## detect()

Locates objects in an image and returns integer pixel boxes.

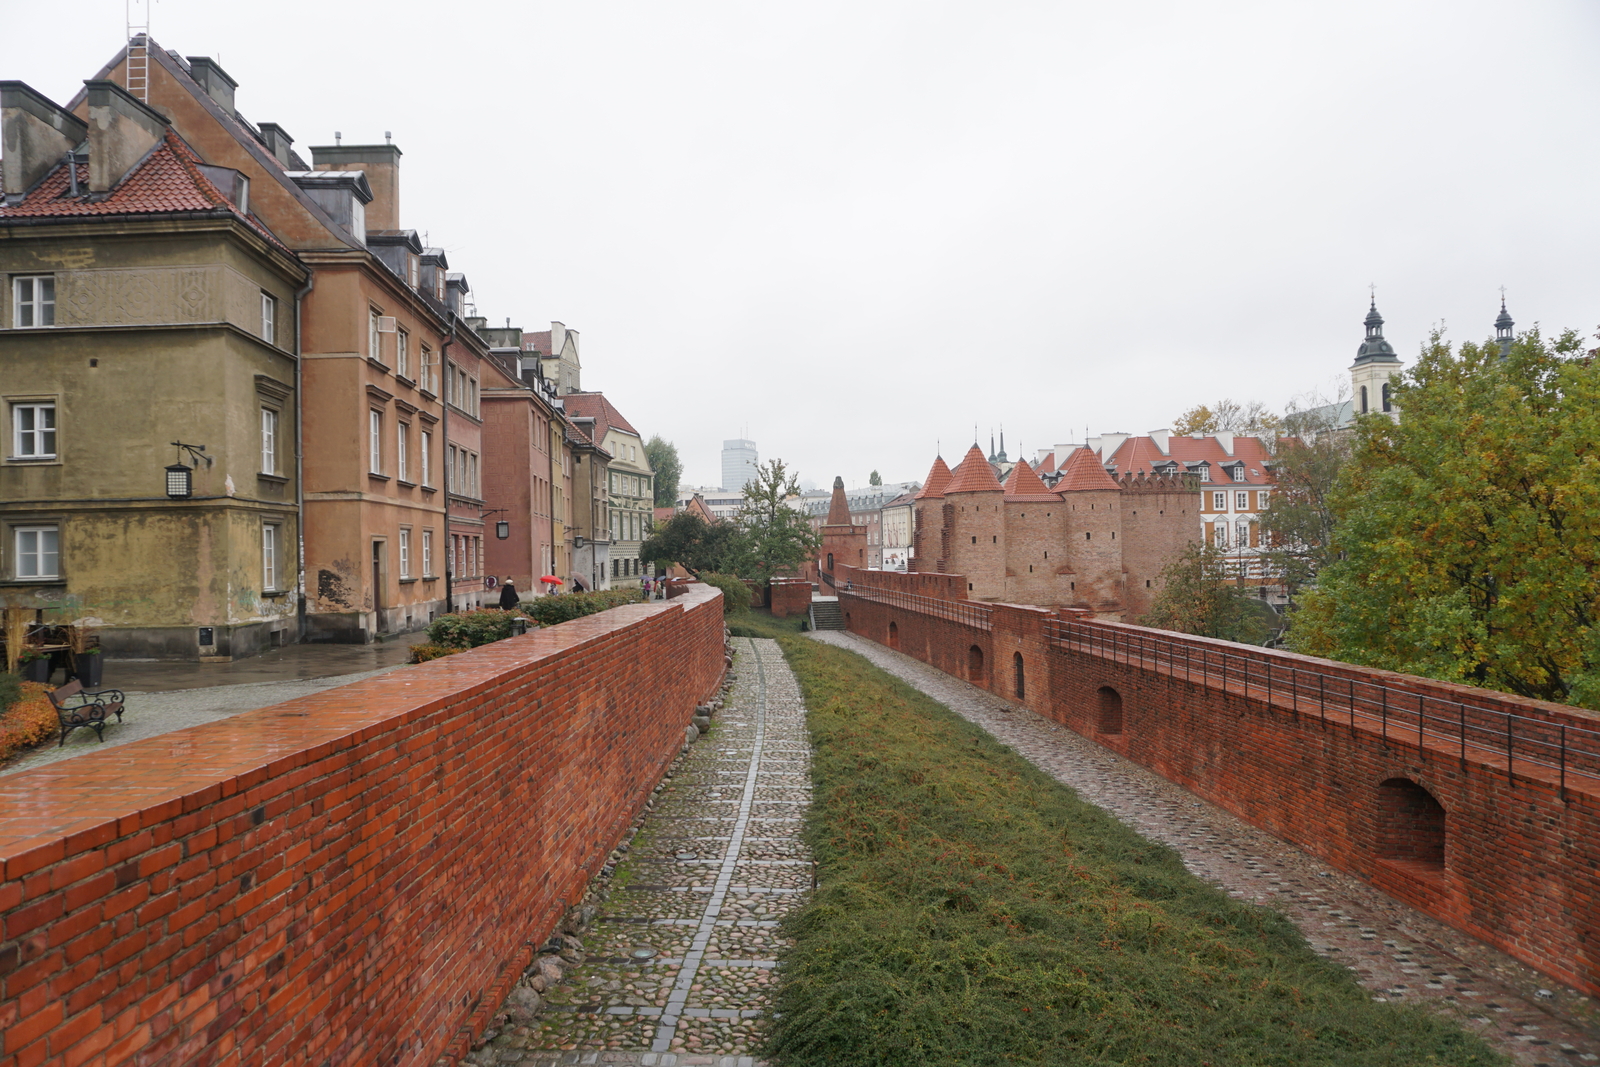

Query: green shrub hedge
[697,572,753,616]
[423,608,522,650]
[520,587,644,626]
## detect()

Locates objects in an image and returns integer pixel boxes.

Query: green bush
[408,643,466,664]
[0,672,21,715]
[520,587,644,627]
[698,572,754,616]
[424,608,522,650]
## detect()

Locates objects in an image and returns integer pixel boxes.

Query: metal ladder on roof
[125,0,150,103]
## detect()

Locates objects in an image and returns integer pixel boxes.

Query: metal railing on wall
[1045,617,1600,798]
[838,583,993,632]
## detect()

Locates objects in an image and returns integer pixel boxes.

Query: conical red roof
[914,456,952,499]
[1054,447,1120,492]
[1003,458,1055,499]
[825,476,851,525]
[944,444,1004,494]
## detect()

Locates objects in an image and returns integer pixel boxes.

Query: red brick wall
[837,590,1600,997]
[769,579,811,619]
[834,564,966,602]
[0,586,726,1067]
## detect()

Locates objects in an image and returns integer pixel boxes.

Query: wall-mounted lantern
[165,441,210,498]
[481,506,510,540]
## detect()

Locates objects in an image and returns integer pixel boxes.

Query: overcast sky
[6,1,1598,490]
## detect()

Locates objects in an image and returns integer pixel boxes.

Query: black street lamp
[165,441,210,498]
[481,506,510,539]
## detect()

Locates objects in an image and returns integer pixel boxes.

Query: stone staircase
[810,599,845,631]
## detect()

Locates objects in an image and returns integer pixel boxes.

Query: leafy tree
[1290,327,1600,707]
[1172,399,1281,437]
[640,511,742,575]
[1258,400,1352,594]
[644,435,682,508]
[1141,542,1268,644]
[728,459,822,587]
[869,470,882,486]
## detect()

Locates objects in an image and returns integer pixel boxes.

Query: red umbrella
[539,575,562,585]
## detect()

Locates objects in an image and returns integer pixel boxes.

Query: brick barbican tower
[817,476,867,593]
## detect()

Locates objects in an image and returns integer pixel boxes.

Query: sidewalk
[3,633,429,778]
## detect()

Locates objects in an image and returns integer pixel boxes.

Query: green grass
[759,635,1504,1067]
[728,608,807,640]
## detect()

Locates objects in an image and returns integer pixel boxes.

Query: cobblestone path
[809,630,1600,1067]
[494,637,804,1067]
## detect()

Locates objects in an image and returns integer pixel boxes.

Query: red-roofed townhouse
[62,39,493,643]
[563,391,653,591]
[1096,429,1277,585]
[1,79,309,659]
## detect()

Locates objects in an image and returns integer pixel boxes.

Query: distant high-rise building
[722,438,759,491]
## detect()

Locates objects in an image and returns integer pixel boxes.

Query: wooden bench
[46,679,125,746]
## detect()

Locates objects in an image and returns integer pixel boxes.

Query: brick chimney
[84,80,168,194]
[310,143,400,230]
[186,57,238,117]
[1,82,87,200]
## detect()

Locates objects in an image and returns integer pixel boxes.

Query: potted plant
[19,647,51,683]
[68,623,103,687]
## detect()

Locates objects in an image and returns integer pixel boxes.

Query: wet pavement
[477,637,805,1067]
[3,632,428,777]
[809,630,1600,1067]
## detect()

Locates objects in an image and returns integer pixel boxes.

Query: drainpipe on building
[440,320,456,614]
[292,273,314,642]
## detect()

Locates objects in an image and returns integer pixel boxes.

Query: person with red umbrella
[539,574,563,596]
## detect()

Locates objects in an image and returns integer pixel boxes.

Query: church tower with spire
[1350,297,1403,420]
[1494,295,1515,360]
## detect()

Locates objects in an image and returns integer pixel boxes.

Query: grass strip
[759,635,1503,1066]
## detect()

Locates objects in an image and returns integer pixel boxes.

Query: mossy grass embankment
[728,608,806,641]
[760,635,1503,1067]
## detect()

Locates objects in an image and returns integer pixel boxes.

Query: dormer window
[409,255,419,289]
[1231,466,1245,482]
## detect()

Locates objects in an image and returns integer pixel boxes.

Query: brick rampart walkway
[810,630,1600,1067]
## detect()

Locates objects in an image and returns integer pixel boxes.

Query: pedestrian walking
[498,577,520,610]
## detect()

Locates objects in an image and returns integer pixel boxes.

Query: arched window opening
[888,621,900,649]
[1381,382,1392,412]
[1376,778,1446,870]
[1013,652,1025,699]
[1359,385,1369,413]
[968,644,985,684]
[826,552,834,571]
[1097,686,1123,734]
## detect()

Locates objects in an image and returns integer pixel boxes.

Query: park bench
[46,680,125,746]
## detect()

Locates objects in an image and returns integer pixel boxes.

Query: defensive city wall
[0,586,727,1067]
[831,563,1600,997]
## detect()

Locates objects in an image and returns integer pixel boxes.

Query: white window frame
[12,402,57,459]
[14,524,59,579]
[420,346,435,393]
[369,309,381,362]
[399,527,412,579]
[261,292,277,345]
[397,422,409,482]
[369,410,383,474]
[1231,466,1246,482]
[1215,523,1229,550]
[396,327,409,378]
[468,452,478,497]
[422,528,433,577]
[1235,491,1249,511]
[1236,519,1249,546]
[262,523,279,591]
[261,408,279,475]
[12,275,56,328]
[420,430,432,487]
[1212,491,1226,511]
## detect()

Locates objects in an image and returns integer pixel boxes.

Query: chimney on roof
[310,142,401,230]
[185,57,238,117]
[258,122,294,167]
[83,80,168,195]
[1,81,88,200]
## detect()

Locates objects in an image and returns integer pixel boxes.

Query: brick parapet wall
[837,590,1600,996]
[834,563,967,602]
[0,586,727,1067]
[768,579,812,619]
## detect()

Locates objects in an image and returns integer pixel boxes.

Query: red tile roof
[523,330,552,355]
[914,456,952,499]
[1054,447,1120,492]
[1002,457,1055,500]
[563,392,640,442]
[1106,434,1275,486]
[943,445,1003,494]
[1036,451,1056,474]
